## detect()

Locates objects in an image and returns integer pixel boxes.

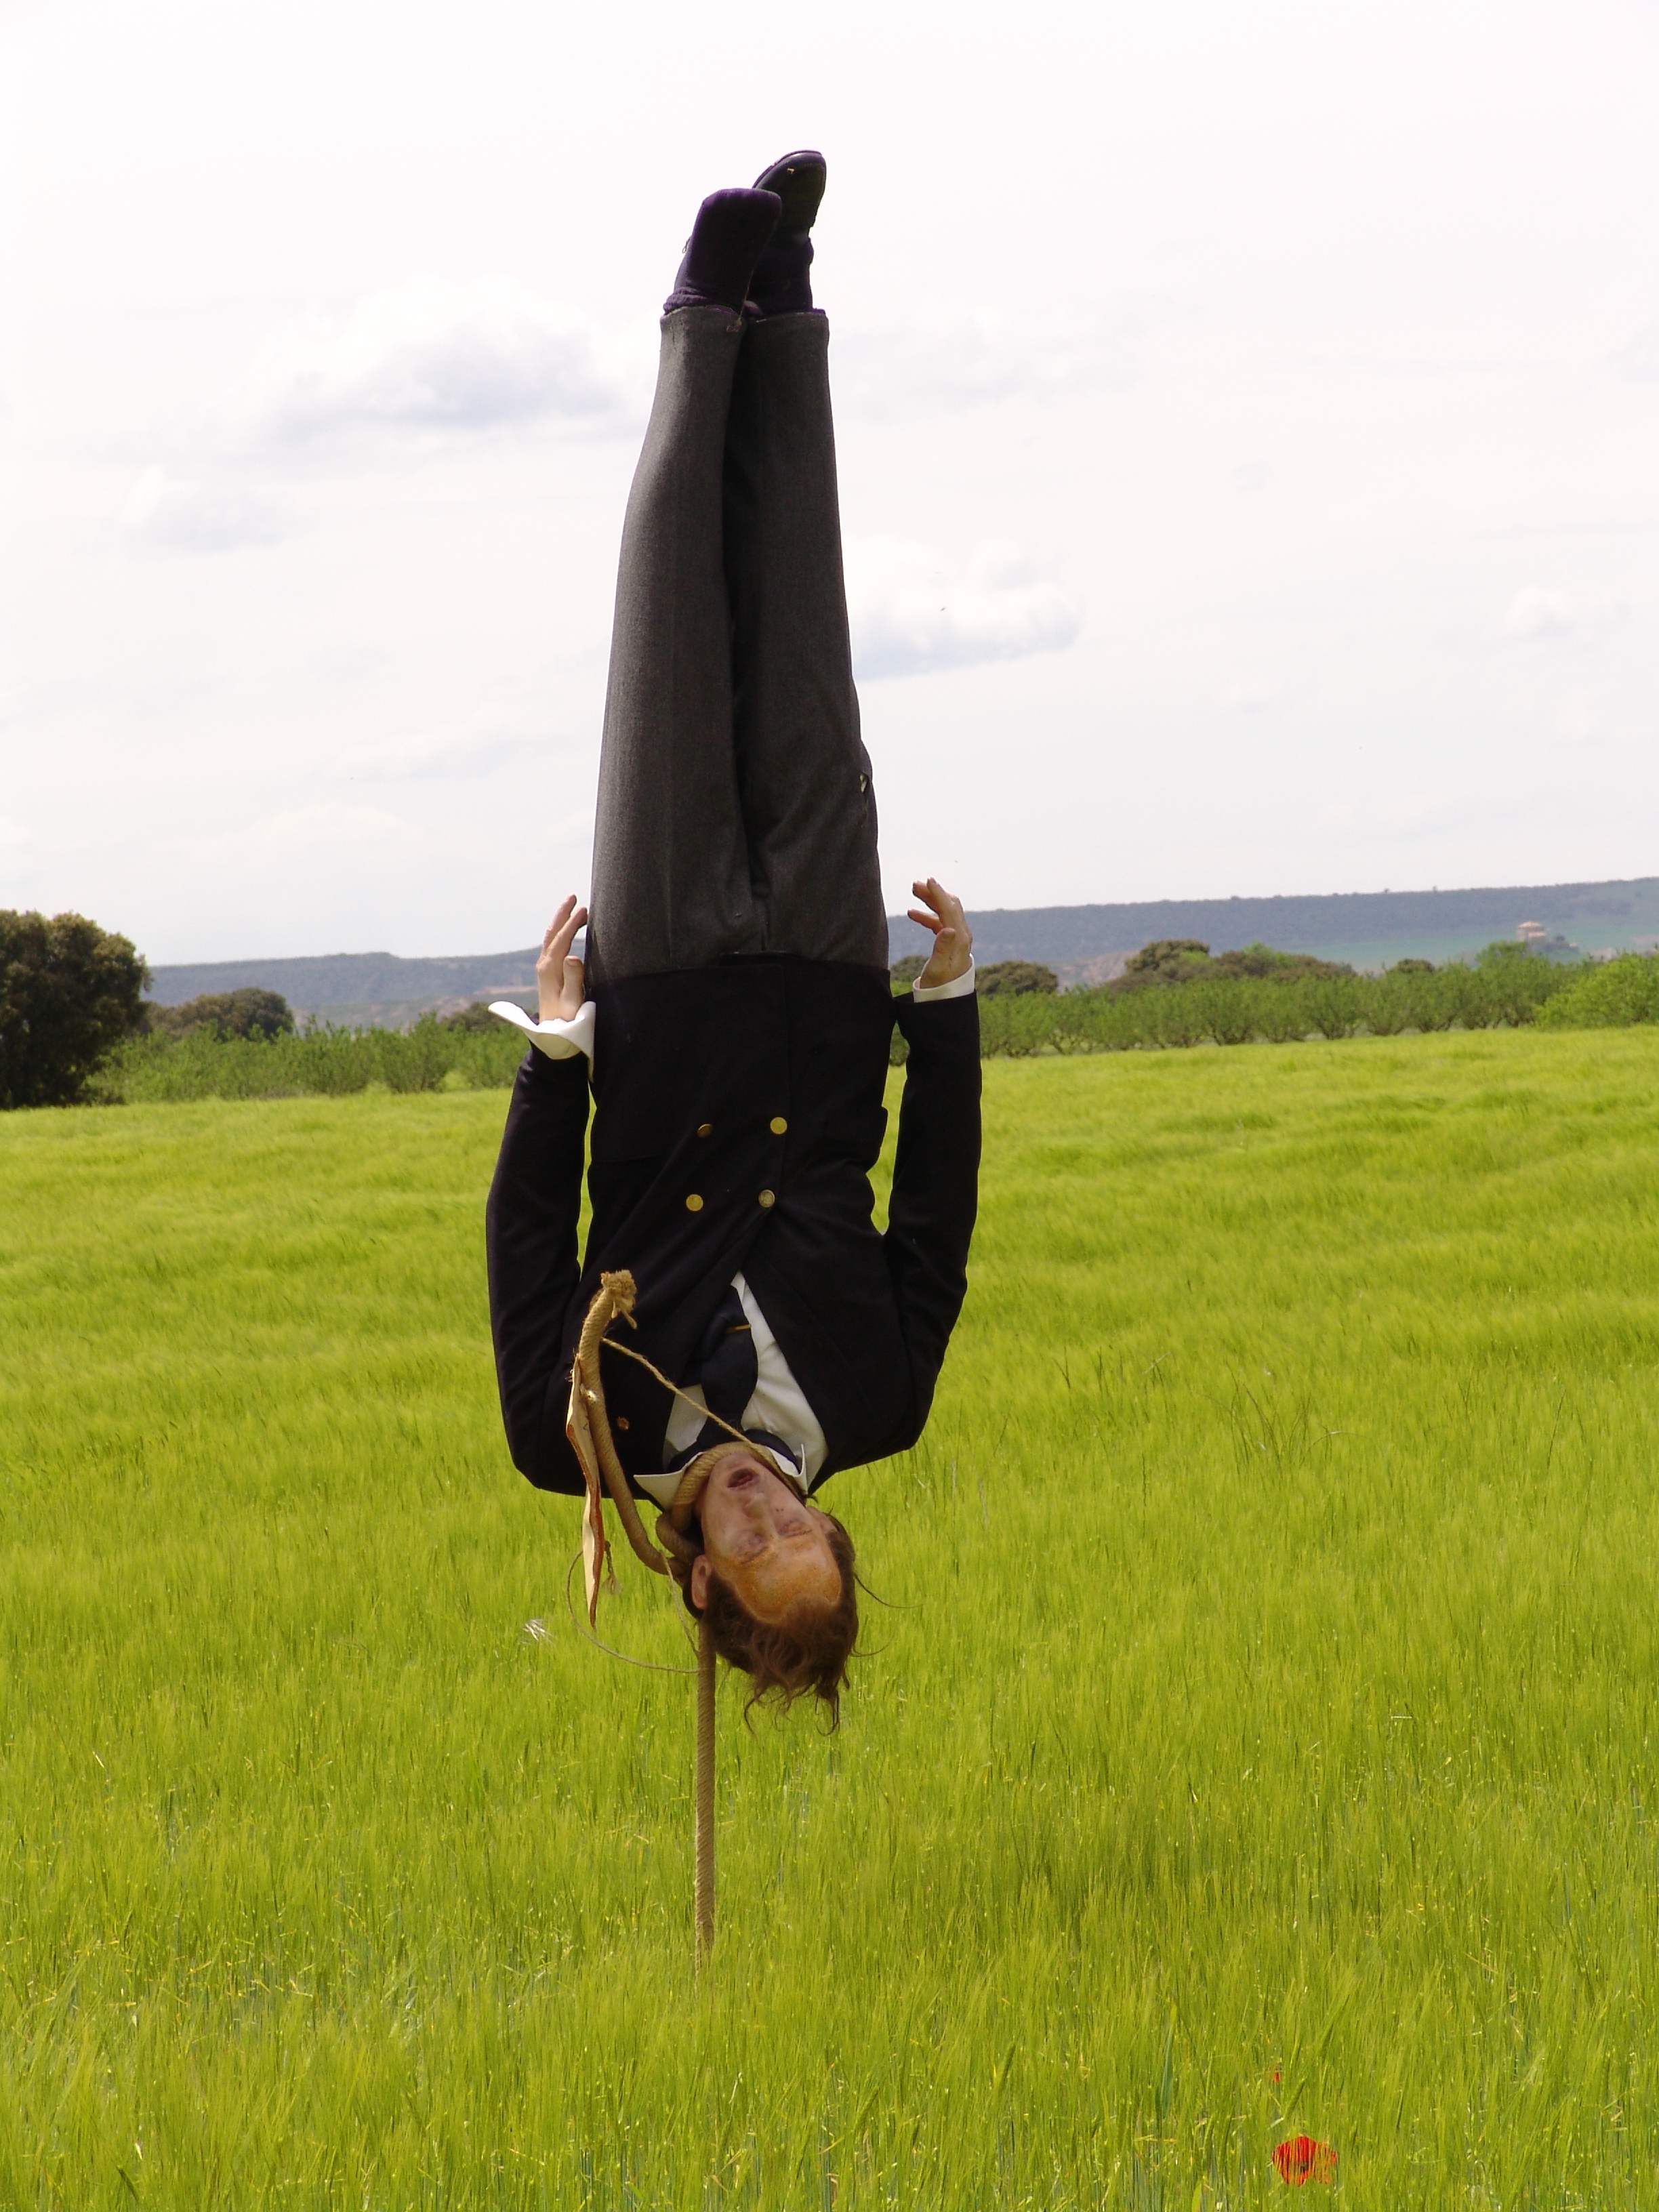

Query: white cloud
[246,276,632,446]
[837,312,1139,420]
[1614,325,1659,381]
[847,537,1082,680]
[1500,586,1626,643]
[1220,682,1279,716]
[253,802,422,849]
[329,729,546,781]
[16,0,1659,949]
[116,466,291,552]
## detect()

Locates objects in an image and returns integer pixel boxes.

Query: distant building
[1515,921,1582,962]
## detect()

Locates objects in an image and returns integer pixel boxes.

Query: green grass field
[6,1031,1659,2209]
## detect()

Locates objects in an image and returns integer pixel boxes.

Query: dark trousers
[588,308,887,987]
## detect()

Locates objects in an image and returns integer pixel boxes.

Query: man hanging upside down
[485,154,980,1723]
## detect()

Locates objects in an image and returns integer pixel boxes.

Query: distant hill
[145,947,546,1033]
[886,875,1659,983]
[147,874,1659,1025]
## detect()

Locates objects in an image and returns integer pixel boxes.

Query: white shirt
[490,958,977,1496]
[644,1269,823,1501]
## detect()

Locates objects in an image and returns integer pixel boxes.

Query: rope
[695,1614,716,1969]
[560,1550,699,1677]
[561,1268,738,1969]
[566,1271,755,1617]
[599,1332,756,1448]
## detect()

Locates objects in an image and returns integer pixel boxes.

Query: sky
[3,0,1657,965]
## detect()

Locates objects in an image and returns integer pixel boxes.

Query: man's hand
[536,896,589,1023]
[907,878,972,990]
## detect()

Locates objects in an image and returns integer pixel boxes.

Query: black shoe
[663,188,783,317]
[747,150,825,316]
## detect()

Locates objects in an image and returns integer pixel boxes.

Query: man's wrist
[913,957,977,1004]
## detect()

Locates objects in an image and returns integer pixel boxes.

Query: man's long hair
[676,1513,859,1727]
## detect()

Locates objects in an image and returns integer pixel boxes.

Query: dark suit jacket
[485,956,980,1497]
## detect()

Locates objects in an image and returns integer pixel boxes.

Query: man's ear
[689,1554,711,1611]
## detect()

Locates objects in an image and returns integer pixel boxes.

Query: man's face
[689,1448,842,1623]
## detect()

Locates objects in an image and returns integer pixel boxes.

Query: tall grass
[97,1016,527,1101]
[6,1030,1659,2204]
[983,958,1578,1057]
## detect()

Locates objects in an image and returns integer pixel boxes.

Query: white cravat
[491,958,976,1496]
[638,1271,823,1501]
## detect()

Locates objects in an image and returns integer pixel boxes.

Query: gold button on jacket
[684,1193,704,1212]
[769,1115,788,1134]
[696,1122,713,1137]
[758,1189,776,1209]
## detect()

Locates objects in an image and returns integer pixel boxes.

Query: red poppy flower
[1273,2135,1337,2186]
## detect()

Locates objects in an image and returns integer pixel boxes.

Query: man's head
[677,1447,858,1723]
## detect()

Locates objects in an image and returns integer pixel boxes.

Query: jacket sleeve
[485,1047,590,1492]
[882,989,981,1441]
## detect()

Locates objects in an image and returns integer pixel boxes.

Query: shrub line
[75,957,1659,1103]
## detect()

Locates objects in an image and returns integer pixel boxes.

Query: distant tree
[439,1000,512,1033]
[1111,937,1355,995]
[977,960,1059,996]
[1389,957,1436,975]
[1210,943,1355,982]
[889,953,928,991]
[148,987,294,1041]
[0,909,150,1109]
[1111,939,1213,993]
[1474,940,1536,970]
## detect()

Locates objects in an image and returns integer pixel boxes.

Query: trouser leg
[588,308,761,988]
[722,312,888,970]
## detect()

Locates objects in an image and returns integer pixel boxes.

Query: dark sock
[747,150,825,318]
[663,188,781,317]
[747,232,815,317]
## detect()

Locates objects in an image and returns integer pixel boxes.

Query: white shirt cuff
[489,998,596,1064]
[912,958,976,1003]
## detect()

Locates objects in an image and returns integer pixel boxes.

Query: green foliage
[1536,952,1659,1030]
[1474,938,1536,969]
[82,956,1612,1103]
[970,958,1578,1058]
[1188,979,1254,1046]
[976,959,1059,996]
[1471,934,1581,970]
[94,1011,528,1103]
[1209,940,1355,982]
[147,986,295,1041]
[0,907,149,1109]
[1389,956,1436,975]
[1112,936,1213,989]
[7,1035,1659,2205]
[888,954,928,990]
[438,999,519,1033]
[1244,977,1313,1046]
[1301,974,1361,1040]
[1113,939,1355,996]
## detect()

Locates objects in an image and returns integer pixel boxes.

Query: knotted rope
[564,1269,752,1968]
